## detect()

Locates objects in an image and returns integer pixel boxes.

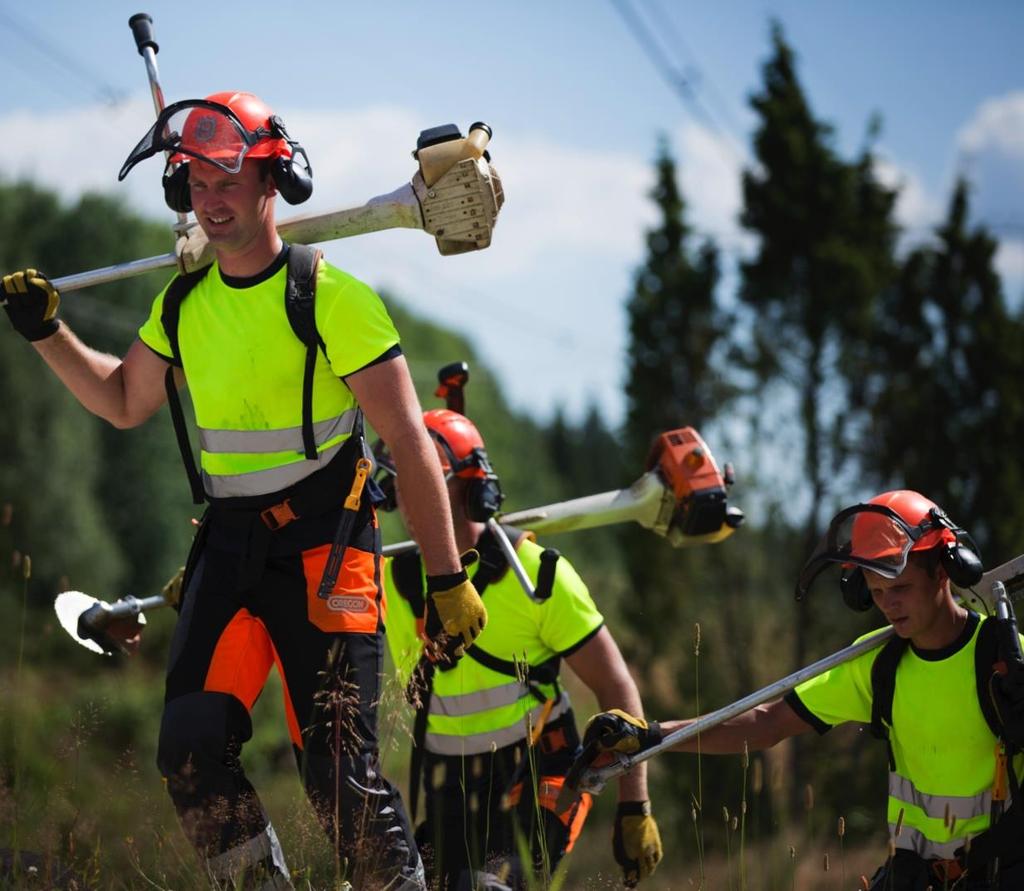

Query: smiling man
[1,91,489,891]
[580,490,1024,890]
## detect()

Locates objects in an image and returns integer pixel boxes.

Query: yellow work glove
[424,550,487,667]
[2,268,60,341]
[583,708,662,756]
[613,801,663,887]
[162,566,186,609]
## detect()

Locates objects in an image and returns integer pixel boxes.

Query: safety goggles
[795,503,956,600]
[118,99,284,180]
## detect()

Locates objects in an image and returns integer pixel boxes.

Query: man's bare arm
[567,627,649,802]
[347,354,461,575]
[33,325,171,428]
[661,698,815,754]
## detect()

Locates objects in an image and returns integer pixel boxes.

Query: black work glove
[2,268,61,341]
[582,709,662,756]
[613,801,663,887]
[424,550,487,669]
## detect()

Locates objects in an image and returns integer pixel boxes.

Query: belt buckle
[260,498,298,531]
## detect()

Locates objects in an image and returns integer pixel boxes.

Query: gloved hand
[2,268,61,341]
[613,801,662,887]
[162,566,186,609]
[582,709,663,756]
[425,550,487,667]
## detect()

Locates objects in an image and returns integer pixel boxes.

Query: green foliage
[857,179,1024,563]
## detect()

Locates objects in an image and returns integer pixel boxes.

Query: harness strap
[869,634,908,771]
[284,244,325,461]
[164,366,205,505]
[161,264,214,505]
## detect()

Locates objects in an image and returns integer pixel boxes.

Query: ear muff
[939,535,984,588]
[840,568,873,612]
[270,154,313,205]
[162,164,193,213]
[268,115,313,205]
[466,476,503,523]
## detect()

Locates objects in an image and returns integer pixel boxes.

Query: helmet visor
[119,99,262,180]
[795,504,925,599]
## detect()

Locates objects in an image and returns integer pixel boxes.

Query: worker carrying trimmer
[374,371,662,890]
[2,91,488,890]
[578,490,1024,890]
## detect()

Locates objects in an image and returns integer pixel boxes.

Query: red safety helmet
[795,489,982,604]
[422,409,492,480]
[372,409,504,521]
[119,91,297,179]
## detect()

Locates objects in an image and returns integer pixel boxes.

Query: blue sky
[1,1,1021,425]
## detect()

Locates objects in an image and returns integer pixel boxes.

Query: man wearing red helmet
[376,409,662,891]
[2,92,487,890]
[580,490,1024,890]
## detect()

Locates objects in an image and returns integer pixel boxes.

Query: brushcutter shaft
[573,626,895,796]
[127,13,190,231]
[486,518,540,602]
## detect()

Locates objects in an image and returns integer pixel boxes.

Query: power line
[608,0,747,162]
[641,0,749,142]
[0,8,126,107]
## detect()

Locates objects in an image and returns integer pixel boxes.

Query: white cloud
[873,154,942,235]
[996,239,1024,302]
[956,91,1024,223]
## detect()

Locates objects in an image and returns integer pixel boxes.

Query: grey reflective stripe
[206,821,292,888]
[425,692,571,756]
[888,773,991,823]
[204,439,346,498]
[430,680,530,717]
[199,410,358,455]
[892,826,963,861]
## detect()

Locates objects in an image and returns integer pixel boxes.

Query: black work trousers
[157,498,421,890]
[416,711,590,891]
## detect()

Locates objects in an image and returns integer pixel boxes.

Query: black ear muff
[840,568,873,612]
[162,164,192,213]
[940,538,984,588]
[267,116,313,205]
[466,477,503,523]
[271,155,313,205]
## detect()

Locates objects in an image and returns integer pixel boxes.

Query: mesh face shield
[118,99,280,180]
[795,503,955,600]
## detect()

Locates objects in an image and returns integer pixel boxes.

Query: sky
[0,1,1021,427]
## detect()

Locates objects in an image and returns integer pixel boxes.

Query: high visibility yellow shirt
[139,250,399,499]
[789,613,1024,860]
[384,536,604,755]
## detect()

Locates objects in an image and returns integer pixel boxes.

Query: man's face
[865,558,948,641]
[187,159,275,254]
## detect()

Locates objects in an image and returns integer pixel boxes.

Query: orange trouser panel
[202,609,303,748]
[302,543,380,633]
[537,776,593,852]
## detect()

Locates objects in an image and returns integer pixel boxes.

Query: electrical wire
[608,0,747,163]
[0,8,125,107]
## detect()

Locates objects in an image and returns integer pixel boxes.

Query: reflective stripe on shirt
[199,410,357,455]
[203,438,348,498]
[425,691,571,756]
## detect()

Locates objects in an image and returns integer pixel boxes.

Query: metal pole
[128,13,191,233]
[573,626,896,795]
[486,518,540,602]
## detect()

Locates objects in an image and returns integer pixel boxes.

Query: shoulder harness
[159,244,325,503]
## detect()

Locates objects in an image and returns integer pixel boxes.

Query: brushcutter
[0,14,502,302]
[54,419,743,654]
[565,550,1024,797]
